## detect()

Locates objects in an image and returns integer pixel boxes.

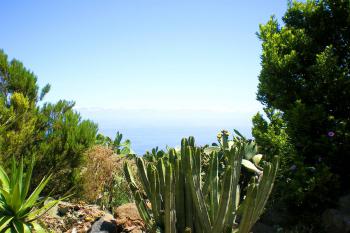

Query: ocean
[100,126,252,155]
[78,107,256,155]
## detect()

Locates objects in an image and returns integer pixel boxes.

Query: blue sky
[0,1,287,144]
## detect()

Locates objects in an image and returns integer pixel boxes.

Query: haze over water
[79,107,255,154]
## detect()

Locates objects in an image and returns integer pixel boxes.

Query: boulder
[114,203,145,233]
[89,214,117,233]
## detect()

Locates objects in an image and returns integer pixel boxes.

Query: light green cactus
[123,136,279,233]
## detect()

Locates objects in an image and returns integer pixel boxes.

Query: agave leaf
[31,222,46,233]
[17,175,52,216]
[26,199,60,222]
[12,220,31,233]
[0,187,12,205]
[0,166,10,192]
[22,157,35,203]
[241,159,262,174]
[3,228,15,233]
[10,157,17,189]
[0,216,13,231]
[10,179,22,212]
[252,154,263,166]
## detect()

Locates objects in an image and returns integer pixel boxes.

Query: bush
[254,0,350,225]
[79,145,133,210]
[252,109,339,229]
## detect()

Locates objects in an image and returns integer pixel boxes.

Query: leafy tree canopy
[257,0,350,177]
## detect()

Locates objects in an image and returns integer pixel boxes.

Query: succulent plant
[124,135,279,233]
[0,156,62,232]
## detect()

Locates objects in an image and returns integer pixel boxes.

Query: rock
[41,201,105,232]
[114,203,145,233]
[44,198,60,217]
[322,209,350,233]
[58,205,70,216]
[89,214,117,233]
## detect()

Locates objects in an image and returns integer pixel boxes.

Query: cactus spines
[123,135,279,233]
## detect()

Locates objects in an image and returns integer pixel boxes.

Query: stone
[89,214,117,233]
[114,203,145,233]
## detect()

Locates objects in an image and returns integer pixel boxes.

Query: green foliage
[203,130,264,183]
[255,0,349,225]
[0,156,60,232]
[143,147,166,162]
[96,131,135,157]
[124,135,279,233]
[252,109,338,213]
[34,101,98,194]
[99,172,133,210]
[0,49,98,195]
[257,0,350,181]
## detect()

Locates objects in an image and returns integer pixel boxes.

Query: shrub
[254,0,350,226]
[80,145,133,210]
[80,146,116,203]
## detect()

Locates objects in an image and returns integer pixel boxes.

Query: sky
[0,1,288,151]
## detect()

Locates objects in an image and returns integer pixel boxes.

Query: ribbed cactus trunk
[123,137,279,233]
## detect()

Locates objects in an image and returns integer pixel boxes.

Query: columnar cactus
[123,136,279,233]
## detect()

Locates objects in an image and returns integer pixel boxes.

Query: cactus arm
[134,190,155,231]
[123,162,154,230]
[193,148,202,188]
[184,146,212,233]
[136,158,152,198]
[180,140,195,231]
[164,162,176,233]
[238,157,279,233]
[174,157,186,232]
[238,182,258,233]
[211,166,234,232]
[148,164,161,227]
[188,136,195,147]
[184,175,194,231]
[251,156,279,224]
[156,159,166,200]
[223,148,242,233]
[208,151,219,223]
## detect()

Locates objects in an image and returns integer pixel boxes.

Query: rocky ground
[41,201,145,233]
[42,193,350,233]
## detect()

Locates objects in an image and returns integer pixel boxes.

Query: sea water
[79,107,255,155]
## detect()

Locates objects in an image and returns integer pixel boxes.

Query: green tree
[0,49,98,195]
[254,0,349,221]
